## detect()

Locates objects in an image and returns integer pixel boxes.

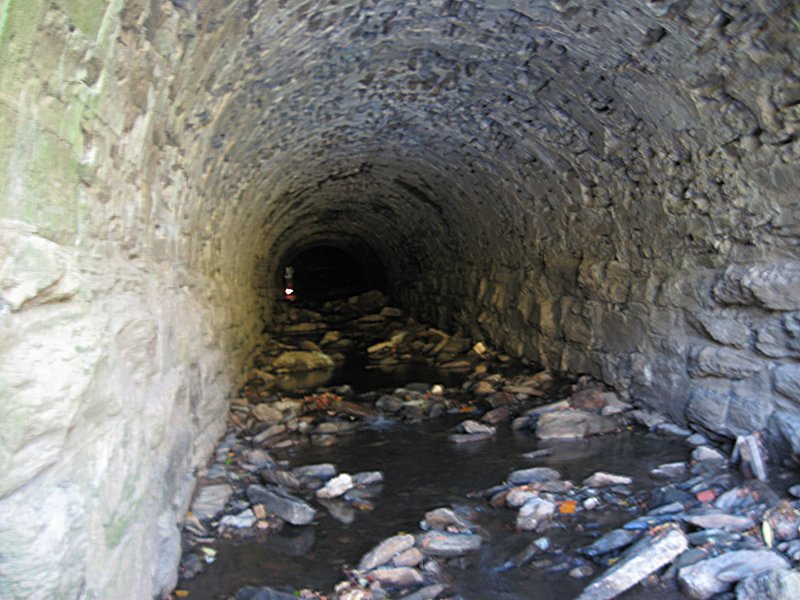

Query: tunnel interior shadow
[282,244,388,304]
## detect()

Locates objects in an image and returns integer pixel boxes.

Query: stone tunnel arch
[0,1,798,598]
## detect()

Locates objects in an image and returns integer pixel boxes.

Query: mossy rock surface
[272,351,334,373]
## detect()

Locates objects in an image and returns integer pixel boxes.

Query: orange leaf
[558,500,577,514]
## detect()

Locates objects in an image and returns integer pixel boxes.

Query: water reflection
[264,527,316,557]
[275,368,334,392]
[275,358,468,393]
[180,419,689,599]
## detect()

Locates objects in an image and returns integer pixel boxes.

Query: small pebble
[569,565,594,578]
[686,433,708,447]
[534,537,551,552]
[583,497,601,510]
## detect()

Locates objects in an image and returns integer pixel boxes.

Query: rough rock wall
[239,0,799,452]
[0,1,261,598]
[387,2,800,452]
[0,0,798,599]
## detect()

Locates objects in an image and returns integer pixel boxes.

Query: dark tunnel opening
[281,244,388,304]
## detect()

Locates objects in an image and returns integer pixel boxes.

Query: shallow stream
[179,361,691,599]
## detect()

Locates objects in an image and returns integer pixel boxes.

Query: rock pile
[314,506,484,600]
[179,426,388,580]
[176,291,800,599]
[478,425,800,600]
[248,290,515,385]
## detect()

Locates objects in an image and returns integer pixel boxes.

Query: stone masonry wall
[0,1,262,598]
[0,1,798,598]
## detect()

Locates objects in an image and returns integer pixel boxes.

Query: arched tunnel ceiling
[174,0,796,440]
[171,0,796,296]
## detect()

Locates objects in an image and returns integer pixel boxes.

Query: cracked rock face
[0,1,797,598]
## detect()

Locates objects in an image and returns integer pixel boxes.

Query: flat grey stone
[458,419,496,435]
[507,467,562,485]
[506,488,538,508]
[191,484,233,520]
[448,432,493,444]
[650,462,687,479]
[581,529,640,557]
[358,534,416,571]
[648,501,685,515]
[246,485,316,526]
[376,394,404,413]
[736,569,800,600]
[536,410,617,440]
[422,507,474,532]
[314,421,358,435]
[260,468,301,490]
[352,470,384,486]
[684,511,755,532]
[418,531,482,558]
[253,424,287,444]
[393,547,424,568]
[368,567,424,589]
[521,448,553,460]
[627,409,667,430]
[692,446,727,463]
[292,463,337,480]
[252,404,283,423]
[678,550,791,599]
[516,497,556,531]
[686,434,709,447]
[219,509,256,529]
[272,350,334,372]
[243,448,274,467]
[577,524,688,600]
[686,529,741,547]
[398,584,447,600]
[655,423,693,437]
[583,472,633,487]
[315,473,354,499]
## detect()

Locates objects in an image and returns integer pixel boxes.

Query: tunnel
[0,0,798,598]
[279,242,388,303]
